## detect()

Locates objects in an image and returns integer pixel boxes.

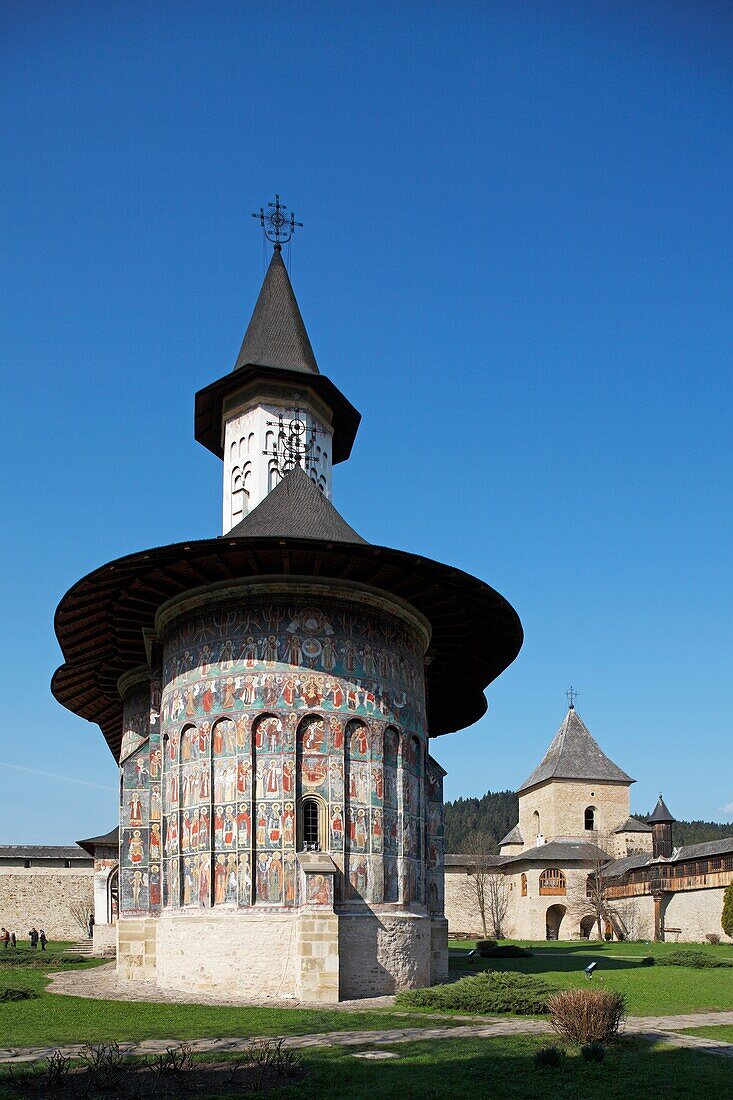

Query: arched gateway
[52,212,522,1002]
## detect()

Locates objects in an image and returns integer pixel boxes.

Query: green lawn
[680,1025,733,1043]
[0,944,457,1048]
[0,1036,724,1100]
[447,939,733,1017]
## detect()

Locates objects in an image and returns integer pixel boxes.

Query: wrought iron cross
[263,398,327,477]
[566,686,579,709]
[252,194,303,251]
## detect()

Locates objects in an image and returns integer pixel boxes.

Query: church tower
[194,209,359,532]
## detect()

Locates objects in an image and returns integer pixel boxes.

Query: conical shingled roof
[227,464,366,544]
[648,794,675,824]
[518,707,633,793]
[234,248,319,374]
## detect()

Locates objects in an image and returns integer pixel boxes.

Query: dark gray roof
[499,825,523,846]
[604,853,651,878]
[672,837,733,862]
[77,827,119,857]
[613,816,652,834]
[444,854,507,870]
[518,707,633,793]
[648,794,675,824]
[0,845,91,861]
[501,840,609,866]
[227,464,367,543]
[234,249,318,374]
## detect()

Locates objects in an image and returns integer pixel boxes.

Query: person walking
[1,928,9,949]
[87,913,95,939]
[39,930,47,951]
[28,927,38,949]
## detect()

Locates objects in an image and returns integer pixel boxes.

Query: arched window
[521,872,527,897]
[299,794,327,851]
[532,810,541,836]
[584,806,596,831]
[539,868,566,895]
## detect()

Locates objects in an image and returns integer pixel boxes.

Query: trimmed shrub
[656,950,733,969]
[480,945,533,958]
[395,970,554,1015]
[475,939,498,956]
[0,987,39,1002]
[548,989,627,1044]
[705,933,721,945]
[722,884,733,940]
[640,956,655,966]
[581,1041,607,1063]
[534,1045,565,1069]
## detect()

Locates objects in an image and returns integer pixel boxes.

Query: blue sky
[1,2,731,843]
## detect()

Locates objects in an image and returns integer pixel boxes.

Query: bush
[640,956,655,966]
[656,950,733,969]
[722,883,733,939]
[481,945,533,958]
[395,971,554,1015]
[581,1041,607,1063]
[534,1045,565,1069]
[475,939,497,955]
[0,987,39,1002]
[548,989,627,1045]
[705,933,721,945]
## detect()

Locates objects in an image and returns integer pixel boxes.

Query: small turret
[649,794,675,859]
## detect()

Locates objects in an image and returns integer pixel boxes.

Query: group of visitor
[1,926,47,950]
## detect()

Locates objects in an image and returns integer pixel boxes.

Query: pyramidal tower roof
[234,248,319,374]
[227,464,366,544]
[648,794,675,824]
[518,706,633,793]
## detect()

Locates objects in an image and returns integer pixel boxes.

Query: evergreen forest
[444,790,732,854]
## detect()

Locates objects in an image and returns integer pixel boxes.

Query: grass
[0,943,460,1048]
[448,939,733,1017]
[680,1025,733,1043]
[0,1035,726,1100]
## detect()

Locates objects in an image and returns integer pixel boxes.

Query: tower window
[302,797,321,850]
[584,806,596,831]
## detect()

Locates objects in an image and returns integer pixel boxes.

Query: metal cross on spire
[252,194,303,251]
[566,686,579,709]
[263,395,328,479]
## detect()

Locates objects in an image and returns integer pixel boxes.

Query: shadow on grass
[143,1035,733,1100]
[448,948,644,976]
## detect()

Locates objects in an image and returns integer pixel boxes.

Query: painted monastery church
[0,209,729,971]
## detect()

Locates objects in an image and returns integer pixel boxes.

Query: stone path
[2,1012,733,1065]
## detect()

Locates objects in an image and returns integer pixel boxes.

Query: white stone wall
[663,888,732,943]
[222,401,333,532]
[338,912,432,998]
[518,779,631,848]
[0,867,93,941]
[151,910,301,997]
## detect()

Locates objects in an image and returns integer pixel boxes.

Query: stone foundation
[92,923,117,957]
[338,910,431,999]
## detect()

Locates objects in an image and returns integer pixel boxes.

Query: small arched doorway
[579,914,595,939]
[545,903,566,940]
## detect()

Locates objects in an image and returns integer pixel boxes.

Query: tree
[567,841,624,941]
[461,831,508,938]
[723,883,733,939]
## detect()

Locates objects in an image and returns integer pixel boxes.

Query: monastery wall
[663,888,732,944]
[0,867,93,941]
[338,911,431,997]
